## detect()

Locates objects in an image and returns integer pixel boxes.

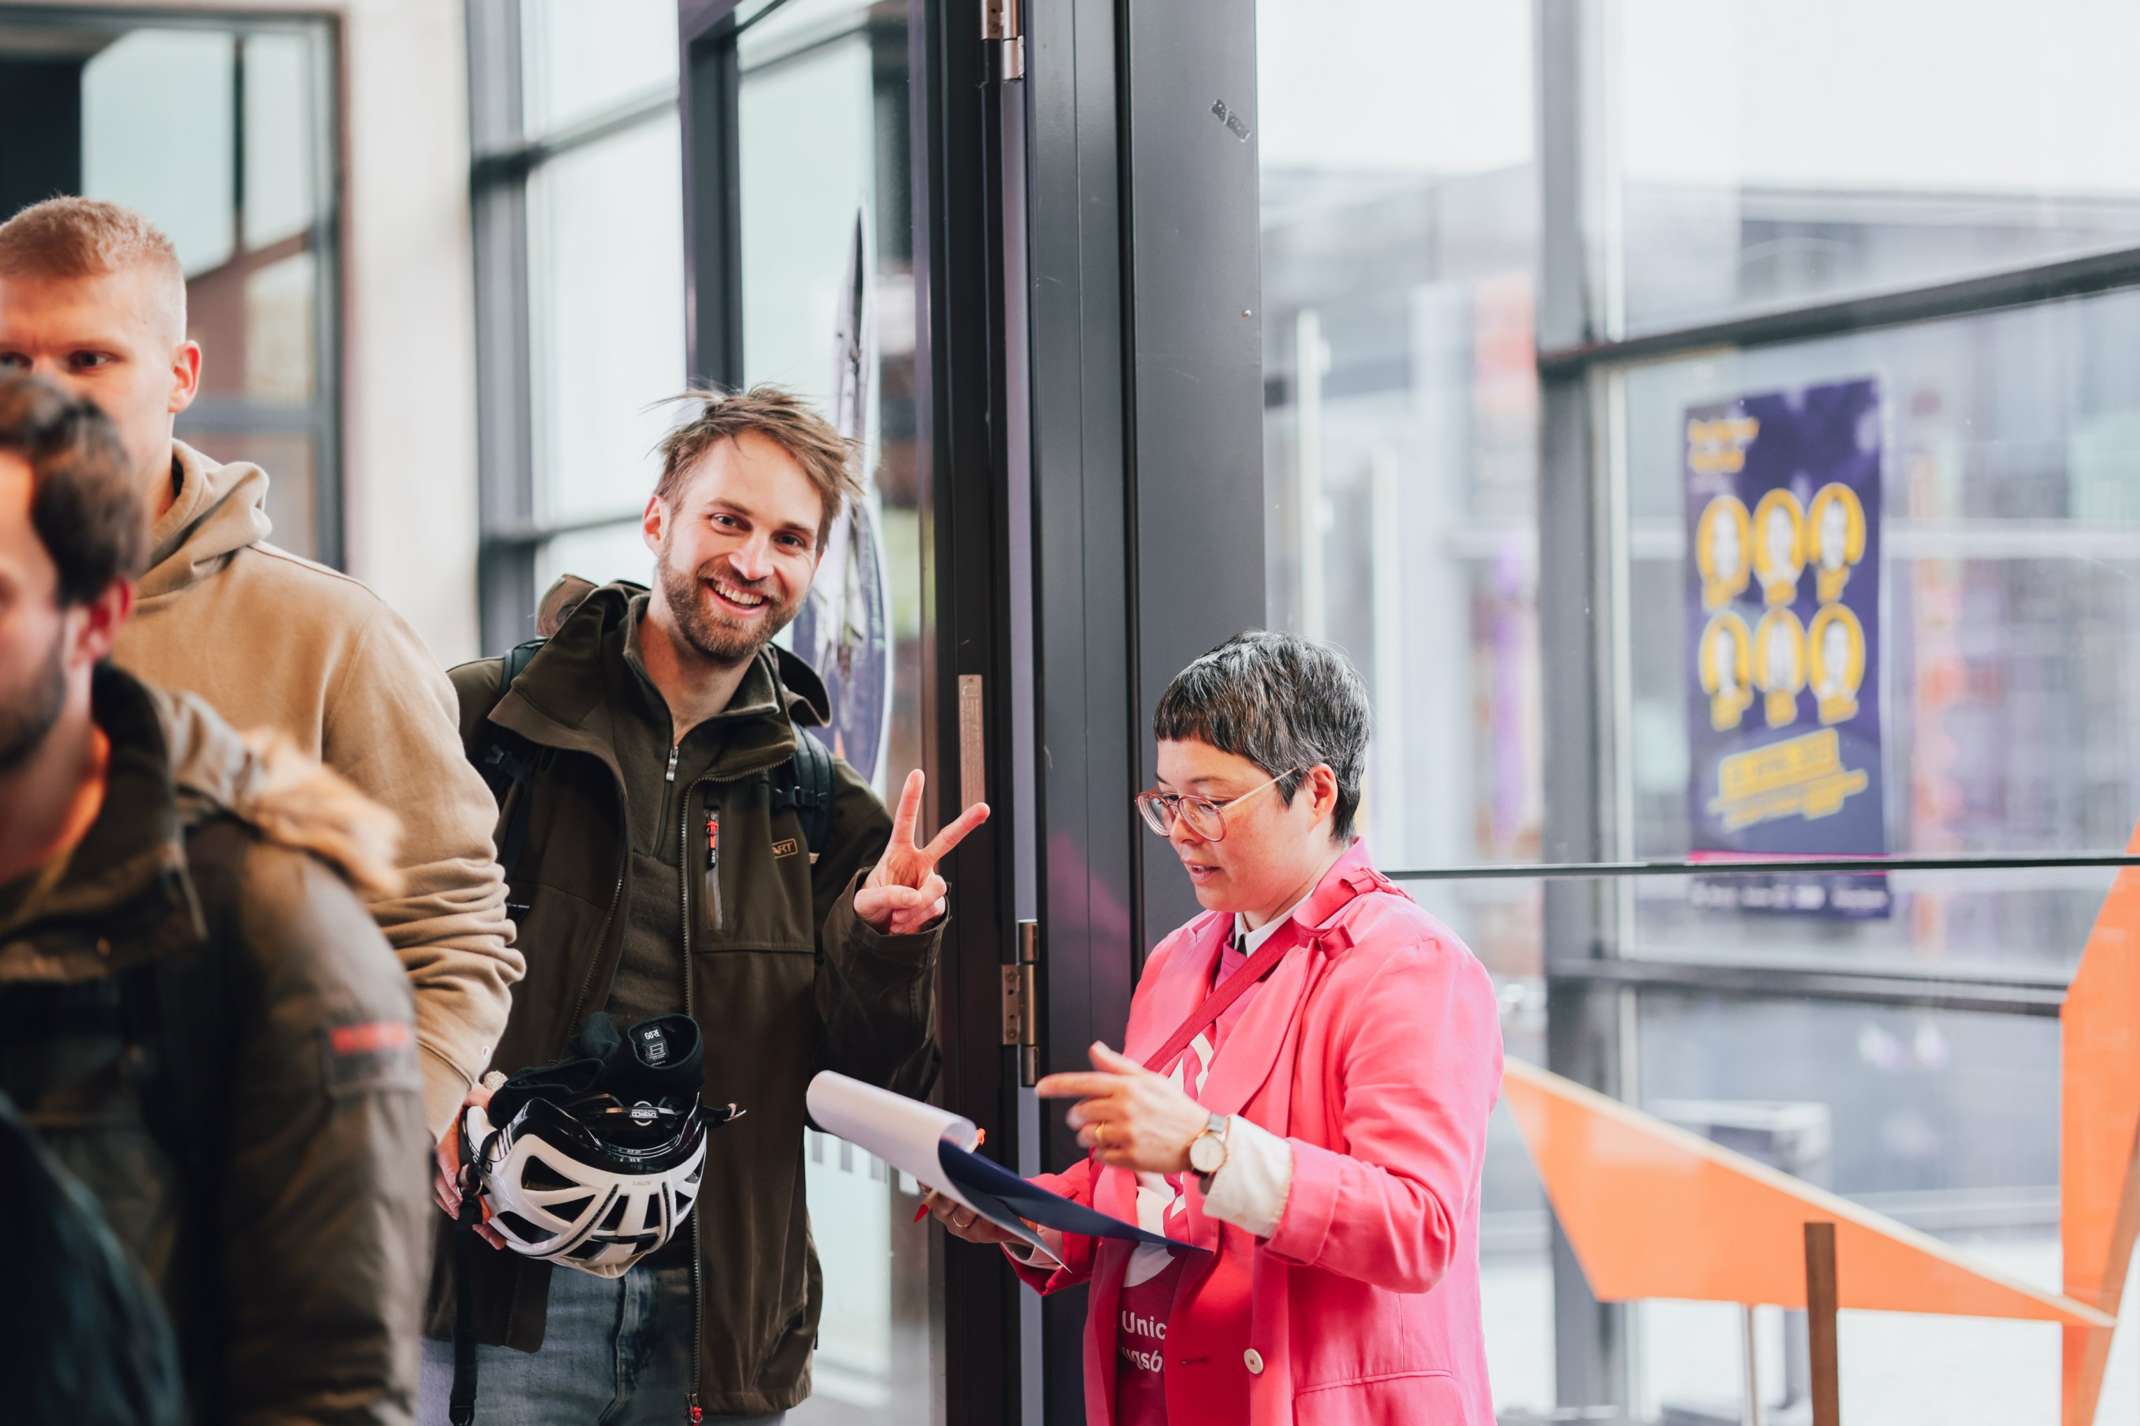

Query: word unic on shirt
[1119,1306,1167,1374]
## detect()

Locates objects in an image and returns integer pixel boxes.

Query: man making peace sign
[422,387,987,1426]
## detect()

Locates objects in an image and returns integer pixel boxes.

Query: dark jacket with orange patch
[0,665,430,1426]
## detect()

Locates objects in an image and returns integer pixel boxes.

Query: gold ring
[1094,1122,1109,1150]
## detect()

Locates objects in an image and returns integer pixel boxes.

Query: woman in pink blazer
[927,633,1503,1425]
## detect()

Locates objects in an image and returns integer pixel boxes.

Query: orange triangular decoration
[1503,1057,2109,1327]
[2060,826,2140,1426]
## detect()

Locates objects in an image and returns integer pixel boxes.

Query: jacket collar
[0,666,198,965]
[1121,839,1385,1114]
[1093,841,1390,1236]
[490,579,834,783]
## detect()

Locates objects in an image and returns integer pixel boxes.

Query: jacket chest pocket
[500,759,620,916]
[694,780,816,952]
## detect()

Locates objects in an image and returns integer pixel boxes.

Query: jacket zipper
[662,744,680,835]
[680,772,706,1424]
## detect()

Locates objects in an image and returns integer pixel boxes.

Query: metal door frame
[1018,0,1268,1419]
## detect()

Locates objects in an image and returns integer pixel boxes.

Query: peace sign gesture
[855,769,990,934]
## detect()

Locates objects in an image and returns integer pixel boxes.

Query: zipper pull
[688,1394,703,1424]
[704,808,724,934]
[666,745,679,783]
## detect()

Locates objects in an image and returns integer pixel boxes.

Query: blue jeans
[418,1263,784,1426]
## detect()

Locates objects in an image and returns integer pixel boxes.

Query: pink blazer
[1011,842,1503,1426]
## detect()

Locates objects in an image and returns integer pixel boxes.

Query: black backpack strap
[771,728,836,859]
[499,638,543,696]
[449,1115,485,1426]
[472,640,549,901]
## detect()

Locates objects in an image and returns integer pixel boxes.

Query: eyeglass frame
[1133,766,1308,842]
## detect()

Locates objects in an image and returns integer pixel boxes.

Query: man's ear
[69,579,134,668]
[167,339,202,416]
[642,493,669,555]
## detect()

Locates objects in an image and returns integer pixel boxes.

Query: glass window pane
[1258,1,1541,876]
[1624,290,2140,861]
[66,14,338,567]
[1442,865,2140,1426]
[520,0,677,136]
[1607,0,2140,334]
[82,29,236,275]
[242,251,317,403]
[535,520,653,595]
[1619,291,2140,970]
[736,2,919,798]
[1640,992,2055,1199]
[737,22,876,408]
[241,32,319,248]
[738,0,884,62]
[526,117,686,525]
[1627,863,2117,980]
[1631,990,2091,1423]
[733,7,938,1418]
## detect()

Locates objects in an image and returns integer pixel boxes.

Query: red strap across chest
[1138,865,1394,1075]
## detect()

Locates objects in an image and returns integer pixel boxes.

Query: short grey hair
[1152,631,1370,844]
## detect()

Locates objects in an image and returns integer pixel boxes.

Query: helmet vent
[494,1210,545,1241]
[523,1159,575,1191]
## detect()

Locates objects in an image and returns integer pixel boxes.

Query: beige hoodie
[113,440,521,1136]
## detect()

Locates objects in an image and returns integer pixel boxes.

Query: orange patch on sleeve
[330,1020,413,1056]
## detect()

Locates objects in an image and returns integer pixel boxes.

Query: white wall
[2,0,484,663]
[333,0,482,663]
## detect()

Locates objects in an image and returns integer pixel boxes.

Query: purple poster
[1684,377,1888,918]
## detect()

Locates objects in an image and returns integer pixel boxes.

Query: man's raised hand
[855,769,988,934]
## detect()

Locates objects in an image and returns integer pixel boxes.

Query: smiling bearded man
[421,385,989,1426]
[652,428,812,665]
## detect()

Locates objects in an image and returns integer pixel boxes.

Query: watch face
[1190,1135,1223,1174]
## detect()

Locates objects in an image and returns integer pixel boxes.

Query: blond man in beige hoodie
[0,196,520,1139]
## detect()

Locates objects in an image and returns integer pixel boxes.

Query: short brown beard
[655,532,804,666]
[0,622,68,773]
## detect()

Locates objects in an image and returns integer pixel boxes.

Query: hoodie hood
[136,440,273,601]
[3,671,403,950]
[160,685,404,899]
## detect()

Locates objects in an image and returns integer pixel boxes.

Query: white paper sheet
[807,1071,1194,1262]
[805,1070,982,1211]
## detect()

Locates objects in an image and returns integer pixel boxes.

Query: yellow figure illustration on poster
[1752,489,1805,606]
[1808,482,1867,604]
[1695,495,1752,611]
[1699,612,1754,731]
[1808,603,1866,725]
[1753,607,1806,728]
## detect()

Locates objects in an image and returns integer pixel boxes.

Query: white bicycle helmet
[461,1014,741,1278]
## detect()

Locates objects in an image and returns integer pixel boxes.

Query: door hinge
[1001,918,1039,1086]
[982,0,1024,81]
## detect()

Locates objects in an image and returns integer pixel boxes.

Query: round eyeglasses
[1133,768,1303,842]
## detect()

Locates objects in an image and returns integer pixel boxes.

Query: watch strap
[1191,1112,1230,1189]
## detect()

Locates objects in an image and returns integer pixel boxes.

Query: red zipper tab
[703,809,724,933]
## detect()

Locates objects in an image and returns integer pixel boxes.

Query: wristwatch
[1187,1112,1230,1190]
